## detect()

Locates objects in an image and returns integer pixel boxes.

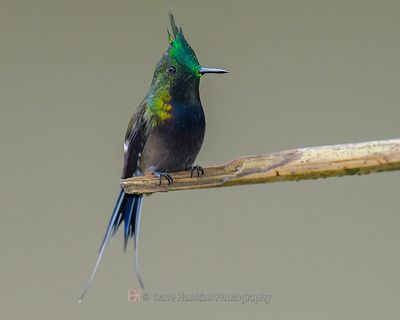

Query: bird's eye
[167,66,176,74]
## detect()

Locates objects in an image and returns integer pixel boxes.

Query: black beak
[199,67,228,75]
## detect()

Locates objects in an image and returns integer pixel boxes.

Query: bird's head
[149,11,227,99]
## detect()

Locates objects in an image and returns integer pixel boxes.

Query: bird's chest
[140,103,205,172]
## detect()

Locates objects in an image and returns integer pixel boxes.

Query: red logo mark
[128,289,140,303]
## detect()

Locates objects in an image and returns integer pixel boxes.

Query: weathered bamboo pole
[121,138,400,194]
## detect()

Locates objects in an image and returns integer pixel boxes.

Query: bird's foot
[153,170,173,186]
[190,165,205,178]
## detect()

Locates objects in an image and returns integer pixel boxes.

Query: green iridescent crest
[167,12,201,76]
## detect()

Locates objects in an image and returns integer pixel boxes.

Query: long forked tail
[79,189,144,303]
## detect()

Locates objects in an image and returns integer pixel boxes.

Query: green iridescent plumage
[146,12,203,125]
[167,12,201,76]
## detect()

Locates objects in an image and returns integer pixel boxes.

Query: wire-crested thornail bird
[79,12,227,301]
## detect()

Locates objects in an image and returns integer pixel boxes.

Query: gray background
[1,0,399,319]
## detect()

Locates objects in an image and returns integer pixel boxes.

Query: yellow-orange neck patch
[147,91,173,125]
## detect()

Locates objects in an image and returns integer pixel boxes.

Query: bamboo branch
[121,138,400,194]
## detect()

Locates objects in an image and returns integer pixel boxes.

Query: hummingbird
[79,11,227,302]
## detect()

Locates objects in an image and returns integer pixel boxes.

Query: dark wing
[121,100,149,179]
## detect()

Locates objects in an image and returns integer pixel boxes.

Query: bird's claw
[190,165,204,178]
[153,171,173,186]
